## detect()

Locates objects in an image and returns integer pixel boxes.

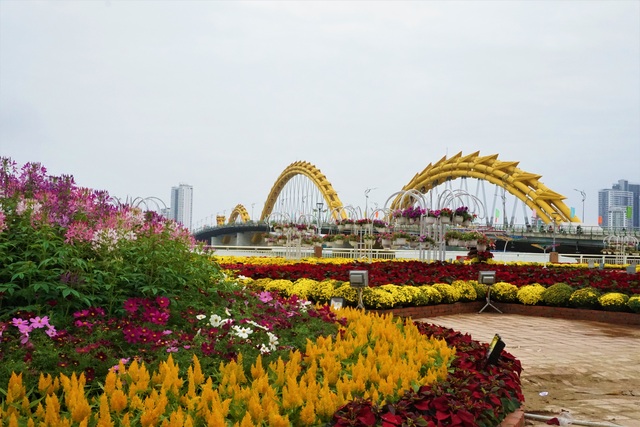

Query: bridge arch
[392,151,579,224]
[227,204,250,224]
[260,161,346,221]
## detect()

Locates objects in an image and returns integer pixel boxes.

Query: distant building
[598,179,639,230]
[170,184,193,230]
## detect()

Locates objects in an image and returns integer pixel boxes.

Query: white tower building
[170,183,193,230]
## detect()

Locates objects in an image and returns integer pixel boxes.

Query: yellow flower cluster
[598,292,630,309]
[250,278,493,309]
[516,284,546,305]
[0,309,454,427]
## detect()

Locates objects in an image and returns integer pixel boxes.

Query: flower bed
[219,257,640,312]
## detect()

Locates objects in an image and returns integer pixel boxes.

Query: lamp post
[364,188,377,218]
[574,189,586,222]
[316,202,324,234]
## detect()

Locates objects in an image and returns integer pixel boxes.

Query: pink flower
[156,296,170,308]
[11,318,29,328]
[30,316,50,329]
[258,291,273,303]
[145,308,170,325]
[123,298,139,314]
[20,333,30,345]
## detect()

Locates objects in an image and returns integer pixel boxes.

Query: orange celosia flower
[96,394,114,427]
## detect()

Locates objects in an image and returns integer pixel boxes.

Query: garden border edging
[374,302,640,325]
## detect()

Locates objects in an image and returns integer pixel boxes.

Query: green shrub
[541,283,575,306]
[516,283,546,305]
[451,280,478,302]
[569,287,602,309]
[490,282,518,303]
[627,295,640,313]
[431,283,461,304]
[599,292,630,312]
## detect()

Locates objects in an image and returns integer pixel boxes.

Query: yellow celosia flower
[299,400,316,425]
[96,394,114,427]
[109,389,128,413]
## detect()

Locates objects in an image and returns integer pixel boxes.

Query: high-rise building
[170,184,193,230]
[598,179,639,230]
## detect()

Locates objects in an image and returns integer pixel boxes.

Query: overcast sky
[1,0,639,228]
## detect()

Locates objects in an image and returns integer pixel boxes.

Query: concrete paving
[416,313,640,427]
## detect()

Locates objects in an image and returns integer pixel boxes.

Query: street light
[574,189,586,222]
[316,202,324,234]
[364,188,377,217]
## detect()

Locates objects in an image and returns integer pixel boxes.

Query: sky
[1,0,639,229]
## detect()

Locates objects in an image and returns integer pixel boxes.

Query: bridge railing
[206,245,640,266]
[483,224,640,239]
[192,221,267,234]
[205,246,397,260]
[196,222,640,238]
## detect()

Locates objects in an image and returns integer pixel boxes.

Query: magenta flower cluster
[393,206,427,219]
[4,316,58,346]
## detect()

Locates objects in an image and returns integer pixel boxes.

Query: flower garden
[216,257,640,312]
[0,157,638,426]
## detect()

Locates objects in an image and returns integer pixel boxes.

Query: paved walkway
[416,313,640,427]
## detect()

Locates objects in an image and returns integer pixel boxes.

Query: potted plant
[427,209,439,218]
[356,218,373,226]
[379,232,393,247]
[333,234,347,245]
[392,231,411,245]
[265,236,277,246]
[476,234,493,251]
[363,234,377,244]
[445,230,463,246]
[454,206,469,224]
[418,234,436,247]
[439,207,454,223]
[372,219,388,231]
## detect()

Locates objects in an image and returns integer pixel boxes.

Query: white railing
[206,245,638,265]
